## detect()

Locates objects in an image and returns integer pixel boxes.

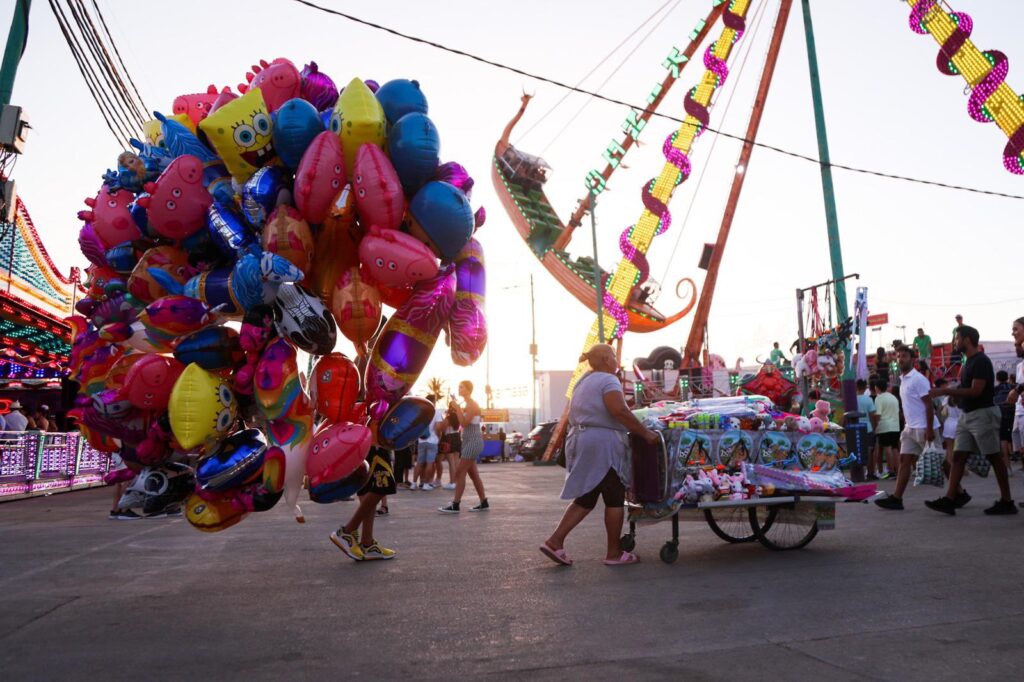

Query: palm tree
[425,377,446,403]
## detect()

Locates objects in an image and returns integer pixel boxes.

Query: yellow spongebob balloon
[199,87,275,182]
[329,78,386,175]
[169,363,238,451]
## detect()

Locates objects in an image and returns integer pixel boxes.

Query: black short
[359,447,396,497]
[573,468,625,510]
[394,446,414,470]
[1000,425,1013,443]
[877,431,899,448]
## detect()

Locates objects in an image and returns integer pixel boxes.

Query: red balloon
[123,355,186,411]
[305,421,371,487]
[312,353,361,423]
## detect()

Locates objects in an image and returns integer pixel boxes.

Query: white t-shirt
[1015,361,1024,418]
[423,409,445,445]
[5,411,27,431]
[899,369,938,429]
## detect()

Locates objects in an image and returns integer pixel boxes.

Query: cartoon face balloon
[129,246,196,303]
[196,428,268,491]
[173,326,245,371]
[136,155,213,240]
[240,58,301,113]
[294,131,346,224]
[408,181,474,261]
[272,97,323,170]
[312,353,361,423]
[306,421,372,486]
[172,85,222,126]
[262,205,313,275]
[358,225,438,288]
[78,185,141,249]
[376,396,435,450]
[387,112,440,196]
[273,283,337,356]
[329,78,386,176]
[123,354,185,411]
[330,266,381,351]
[374,78,428,124]
[254,337,301,421]
[199,87,276,182]
[352,144,405,232]
[168,363,238,451]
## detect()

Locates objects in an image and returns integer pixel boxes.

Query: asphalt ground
[2,462,1024,681]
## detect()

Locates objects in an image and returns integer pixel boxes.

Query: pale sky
[7,0,1024,407]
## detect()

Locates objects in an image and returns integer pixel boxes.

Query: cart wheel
[659,542,679,564]
[619,533,636,553]
[704,507,757,543]
[748,505,819,550]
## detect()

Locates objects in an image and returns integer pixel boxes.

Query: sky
[6,0,1024,408]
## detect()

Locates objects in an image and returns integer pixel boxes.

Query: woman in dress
[540,344,659,566]
[438,381,489,513]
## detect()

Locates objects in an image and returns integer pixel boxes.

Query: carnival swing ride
[493,0,1024,432]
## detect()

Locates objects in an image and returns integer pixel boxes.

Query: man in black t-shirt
[926,325,1016,515]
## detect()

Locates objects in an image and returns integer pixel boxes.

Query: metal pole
[589,190,605,343]
[0,0,30,106]
[530,273,537,430]
[796,288,808,413]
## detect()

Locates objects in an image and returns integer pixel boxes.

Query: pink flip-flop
[539,542,573,566]
[603,551,639,566]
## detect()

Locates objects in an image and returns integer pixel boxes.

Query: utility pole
[0,0,31,106]
[529,273,537,429]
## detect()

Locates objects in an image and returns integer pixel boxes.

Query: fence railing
[0,431,111,501]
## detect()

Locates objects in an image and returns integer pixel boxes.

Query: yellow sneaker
[360,542,396,561]
[329,529,363,561]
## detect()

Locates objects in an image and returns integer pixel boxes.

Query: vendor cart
[624,430,855,563]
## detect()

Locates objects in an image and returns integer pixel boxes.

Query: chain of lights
[907,0,1024,174]
[568,0,751,393]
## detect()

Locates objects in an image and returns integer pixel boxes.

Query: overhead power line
[289,0,1024,201]
[89,0,148,116]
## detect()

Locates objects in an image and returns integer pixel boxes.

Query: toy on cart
[621,397,876,563]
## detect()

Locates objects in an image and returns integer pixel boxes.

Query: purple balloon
[300,61,339,111]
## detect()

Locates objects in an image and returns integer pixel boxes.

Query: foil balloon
[119,463,195,516]
[300,61,338,111]
[358,225,438,288]
[352,144,405,231]
[172,84,222,126]
[273,283,337,356]
[185,490,249,532]
[376,396,435,450]
[310,184,360,301]
[123,354,186,411]
[155,111,233,205]
[312,353,361,423]
[294,131,346,224]
[374,281,414,310]
[254,337,301,420]
[272,97,323,170]
[238,58,301,113]
[329,77,386,174]
[267,390,314,522]
[129,246,197,303]
[388,112,440,196]
[135,155,213,240]
[235,304,274,395]
[104,351,148,394]
[374,78,428,124]
[306,421,372,487]
[365,265,456,410]
[241,165,290,228]
[449,237,487,366]
[135,295,218,350]
[408,181,474,261]
[262,205,313,274]
[104,241,143,275]
[207,201,257,257]
[173,326,245,371]
[78,185,142,249]
[252,445,286,511]
[330,266,381,352]
[196,428,268,491]
[168,363,238,451]
[309,460,369,504]
[79,222,109,268]
[434,161,474,196]
[91,388,134,420]
[198,87,275,182]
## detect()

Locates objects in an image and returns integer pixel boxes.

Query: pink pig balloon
[352,144,405,231]
[358,225,438,288]
[78,186,141,249]
[136,155,213,240]
[239,58,301,113]
[306,421,372,486]
[122,354,186,411]
[294,132,346,224]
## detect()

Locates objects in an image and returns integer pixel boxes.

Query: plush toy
[811,400,831,423]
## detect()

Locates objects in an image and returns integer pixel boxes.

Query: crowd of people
[0,402,58,432]
[870,316,1024,515]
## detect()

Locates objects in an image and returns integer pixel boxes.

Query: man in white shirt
[5,401,28,432]
[876,346,937,510]
[1008,327,1024,472]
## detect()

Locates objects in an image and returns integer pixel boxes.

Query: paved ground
[2,463,1024,681]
